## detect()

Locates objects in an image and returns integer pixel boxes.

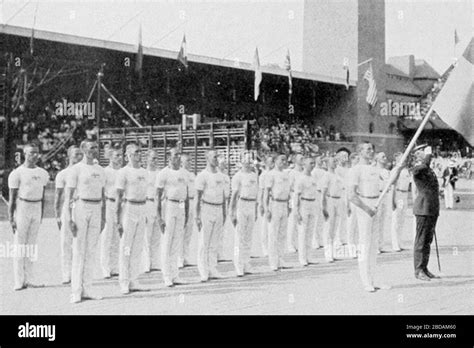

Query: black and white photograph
[0,0,472,345]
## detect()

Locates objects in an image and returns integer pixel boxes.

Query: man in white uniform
[374,152,391,253]
[8,143,49,290]
[143,149,161,272]
[195,150,228,282]
[100,147,122,278]
[230,152,259,276]
[335,148,351,246]
[320,156,344,262]
[264,154,291,271]
[217,155,231,262]
[156,148,189,286]
[346,153,360,254]
[115,144,148,294]
[311,155,326,249]
[295,156,318,266]
[54,145,83,284]
[258,156,274,256]
[178,153,196,268]
[390,152,410,252]
[348,142,389,292]
[66,139,106,303]
[287,154,304,252]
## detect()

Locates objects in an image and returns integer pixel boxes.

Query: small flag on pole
[454,29,460,46]
[30,1,39,56]
[284,49,293,95]
[177,34,188,69]
[432,38,473,146]
[364,63,378,108]
[343,62,350,90]
[135,24,143,76]
[254,47,262,101]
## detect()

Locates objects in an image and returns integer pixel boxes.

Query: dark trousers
[414,215,438,274]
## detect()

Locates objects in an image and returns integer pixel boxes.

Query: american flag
[364,64,378,108]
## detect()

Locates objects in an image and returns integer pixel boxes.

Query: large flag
[364,63,378,108]
[177,35,188,69]
[254,47,262,101]
[135,24,143,76]
[432,38,473,146]
[283,49,293,96]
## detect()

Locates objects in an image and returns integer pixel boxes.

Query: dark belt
[106,197,116,202]
[19,197,42,203]
[271,198,289,203]
[396,189,408,192]
[358,194,379,199]
[167,198,185,204]
[202,200,223,206]
[125,199,146,205]
[146,198,155,202]
[301,197,316,202]
[327,195,341,199]
[79,198,102,203]
[240,197,257,202]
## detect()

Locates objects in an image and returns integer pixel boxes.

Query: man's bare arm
[8,188,18,232]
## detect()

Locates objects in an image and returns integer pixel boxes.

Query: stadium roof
[0,24,355,88]
[414,59,440,79]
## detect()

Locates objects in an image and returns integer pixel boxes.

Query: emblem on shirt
[91,173,100,179]
[137,176,146,181]
[178,177,186,183]
[32,175,41,181]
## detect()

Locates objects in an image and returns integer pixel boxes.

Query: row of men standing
[7,140,413,302]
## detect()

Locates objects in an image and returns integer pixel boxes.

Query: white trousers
[119,203,146,291]
[298,200,317,265]
[323,197,344,260]
[233,200,256,274]
[13,200,41,289]
[311,192,324,248]
[374,193,391,251]
[217,207,230,260]
[258,212,269,255]
[71,200,101,297]
[355,197,379,289]
[100,200,120,277]
[197,203,223,280]
[335,196,349,245]
[346,202,358,247]
[143,199,161,271]
[444,184,454,208]
[161,200,185,282]
[391,191,408,250]
[178,198,194,265]
[268,201,288,269]
[287,196,298,250]
[60,208,73,282]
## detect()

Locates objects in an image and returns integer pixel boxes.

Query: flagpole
[375,104,436,208]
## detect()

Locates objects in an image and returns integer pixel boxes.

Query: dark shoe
[425,270,441,279]
[415,272,431,281]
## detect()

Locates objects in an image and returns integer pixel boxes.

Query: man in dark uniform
[411,144,441,281]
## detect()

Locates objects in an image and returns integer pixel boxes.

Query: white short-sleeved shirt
[180,168,196,199]
[320,171,344,197]
[295,174,318,200]
[259,170,269,192]
[348,164,380,198]
[8,165,49,200]
[378,168,390,192]
[335,166,350,189]
[55,166,72,190]
[67,162,106,200]
[265,169,291,201]
[220,171,231,199]
[311,167,327,191]
[146,169,159,199]
[115,166,148,201]
[104,166,120,199]
[289,168,304,191]
[393,167,411,192]
[232,170,259,200]
[155,166,188,201]
[195,169,228,204]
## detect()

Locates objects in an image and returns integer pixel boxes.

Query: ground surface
[0,179,472,315]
